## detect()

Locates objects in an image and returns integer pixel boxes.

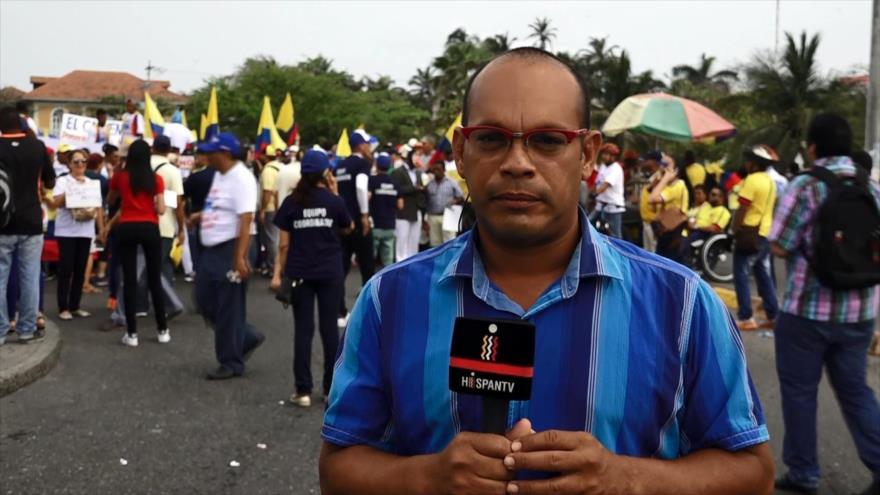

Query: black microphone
[449,317,536,434]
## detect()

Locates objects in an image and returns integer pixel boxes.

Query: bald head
[462,48,590,128]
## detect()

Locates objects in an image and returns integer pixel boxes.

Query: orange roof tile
[23,70,187,104]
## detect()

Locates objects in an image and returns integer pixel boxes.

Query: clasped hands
[430,418,629,495]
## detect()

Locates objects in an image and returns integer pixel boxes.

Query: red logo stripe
[450,357,534,378]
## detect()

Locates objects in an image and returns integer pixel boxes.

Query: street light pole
[867,0,880,179]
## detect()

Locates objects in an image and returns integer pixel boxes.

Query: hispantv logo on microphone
[449,317,536,401]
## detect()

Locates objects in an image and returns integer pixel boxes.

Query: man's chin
[480,216,557,248]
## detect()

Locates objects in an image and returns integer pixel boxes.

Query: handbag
[275,277,303,308]
[654,207,688,235]
[70,207,98,222]
[733,225,761,254]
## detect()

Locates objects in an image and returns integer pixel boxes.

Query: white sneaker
[157,329,170,344]
[337,314,349,328]
[59,311,73,321]
[290,394,312,407]
[121,333,138,347]
[135,312,148,318]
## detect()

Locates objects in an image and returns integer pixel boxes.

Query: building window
[50,108,65,137]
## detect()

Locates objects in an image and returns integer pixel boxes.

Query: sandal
[36,314,45,330]
[82,285,102,294]
[870,331,880,357]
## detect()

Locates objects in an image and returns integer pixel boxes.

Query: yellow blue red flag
[205,86,220,140]
[143,92,166,140]
[256,96,287,154]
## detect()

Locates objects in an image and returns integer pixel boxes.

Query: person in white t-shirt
[591,143,627,238]
[45,149,104,320]
[121,99,145,139]
[276,147,303,204]
[150,135,185,280]
[195,132,265,380]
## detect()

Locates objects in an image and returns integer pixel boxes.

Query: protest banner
[64,178,102,208]
[59,113,124,149]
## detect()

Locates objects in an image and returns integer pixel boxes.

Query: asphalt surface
[1,271,878,495]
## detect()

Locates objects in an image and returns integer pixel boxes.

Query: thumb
[505,418,533,442]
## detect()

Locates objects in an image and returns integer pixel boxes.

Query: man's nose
[498,139,536,178]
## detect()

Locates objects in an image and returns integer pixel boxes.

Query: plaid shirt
[768,156,880,323]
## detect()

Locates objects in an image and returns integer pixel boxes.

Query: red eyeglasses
[460,125,590,156]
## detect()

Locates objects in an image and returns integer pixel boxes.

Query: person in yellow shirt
[731,145,779,331]
[648,153,690,263]
[259,145,283,276]
[683,186,732,264]
[683,150,707,188]
[638,151,664,252]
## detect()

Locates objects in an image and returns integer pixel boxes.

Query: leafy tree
[672,54,738,90]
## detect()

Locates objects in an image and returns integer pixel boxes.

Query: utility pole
[867,0,880,179]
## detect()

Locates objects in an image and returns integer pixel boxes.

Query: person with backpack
[769,113,880,495]
[731,145,779,331]
[0,107,56,345]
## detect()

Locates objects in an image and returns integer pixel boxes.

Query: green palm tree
[672,53,738,89]
[528,17,557,50]
[484,33,517,55]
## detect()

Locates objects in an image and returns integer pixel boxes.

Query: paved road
[1,273,878,494]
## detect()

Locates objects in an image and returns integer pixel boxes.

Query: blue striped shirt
[324,208,768,464]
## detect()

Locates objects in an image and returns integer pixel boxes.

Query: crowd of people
[0,47,878,494]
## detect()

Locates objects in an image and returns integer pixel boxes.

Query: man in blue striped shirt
[320,48,773,495]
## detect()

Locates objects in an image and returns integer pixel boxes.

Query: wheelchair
[687,230,734,284]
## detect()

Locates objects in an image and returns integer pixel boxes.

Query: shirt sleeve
[679,280,769,453]
[236,171,258,215]
[322,279,392,449]
[452,180,464,200]
[261,167,278,192]
[355,172,369,214]
[714,207,731,230]
[737,175,757,206]
[155,174,165,194]
[768,176,815,251]
[172,169,184,195]
[53,176,67,196]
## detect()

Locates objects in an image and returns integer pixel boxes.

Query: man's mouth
[492,192,541,209]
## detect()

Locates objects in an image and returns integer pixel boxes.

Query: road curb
[713,286,762,314]
[0,320,61,398]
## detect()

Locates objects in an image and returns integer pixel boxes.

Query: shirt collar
[814,155,854,169]
[439,207,625,295]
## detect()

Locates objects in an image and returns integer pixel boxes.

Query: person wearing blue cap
[272,149,353,407]
[368,153,402,268]
[195,132,265,380]
[334,129,374,328]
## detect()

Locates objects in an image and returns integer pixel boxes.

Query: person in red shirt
[105,140,168,347]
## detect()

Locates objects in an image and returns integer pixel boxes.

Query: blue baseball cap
[376,152,392,171]
[349,129,372,148]
[301,149,331,174]
[642,150,663,162]
[199,132,241,156]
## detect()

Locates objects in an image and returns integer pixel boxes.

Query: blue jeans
[195,239,260,375]
[0,235,44,339]
[775,312,880,487]
[733,237,778,320]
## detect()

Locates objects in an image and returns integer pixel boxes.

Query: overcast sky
[0,0,873,95]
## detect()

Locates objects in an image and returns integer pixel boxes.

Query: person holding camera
[272,149,353,407]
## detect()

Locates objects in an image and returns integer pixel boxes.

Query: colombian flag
[439,112,462,153]
[204,86,220,140]
[255,96,287,155]
[143,92,165,140]
[199,113,208,141]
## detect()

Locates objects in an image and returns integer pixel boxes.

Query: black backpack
[805,166,880,289]
[0,159,13,229]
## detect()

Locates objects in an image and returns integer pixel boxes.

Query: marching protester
[731,145,779,331]
[47,149,104,320]
[334,130,373,328]
[320,47,772,495]
[390,150,425,262]
[0,107,55,344]
[195,132,265,380]
[258,145,283,276]
[106,140,169,346]
[121,99,144,140]
[424,160,464,247]
[182,149,215,281]
[638,151,663,252]
[271,148,352,406]
[769,113,880,495]
[367,153,401,268]
[591,143,626,238]
[275,146,301,204]
[648,154,690,262]
[82,152,108,293]
[151,135,186,281]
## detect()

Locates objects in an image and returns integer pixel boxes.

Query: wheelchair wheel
[701,234,734,283]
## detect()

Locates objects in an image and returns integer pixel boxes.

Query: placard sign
[59,113,123,147]
[64,179,102,208]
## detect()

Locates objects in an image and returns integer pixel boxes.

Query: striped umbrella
[601,92,736,142]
